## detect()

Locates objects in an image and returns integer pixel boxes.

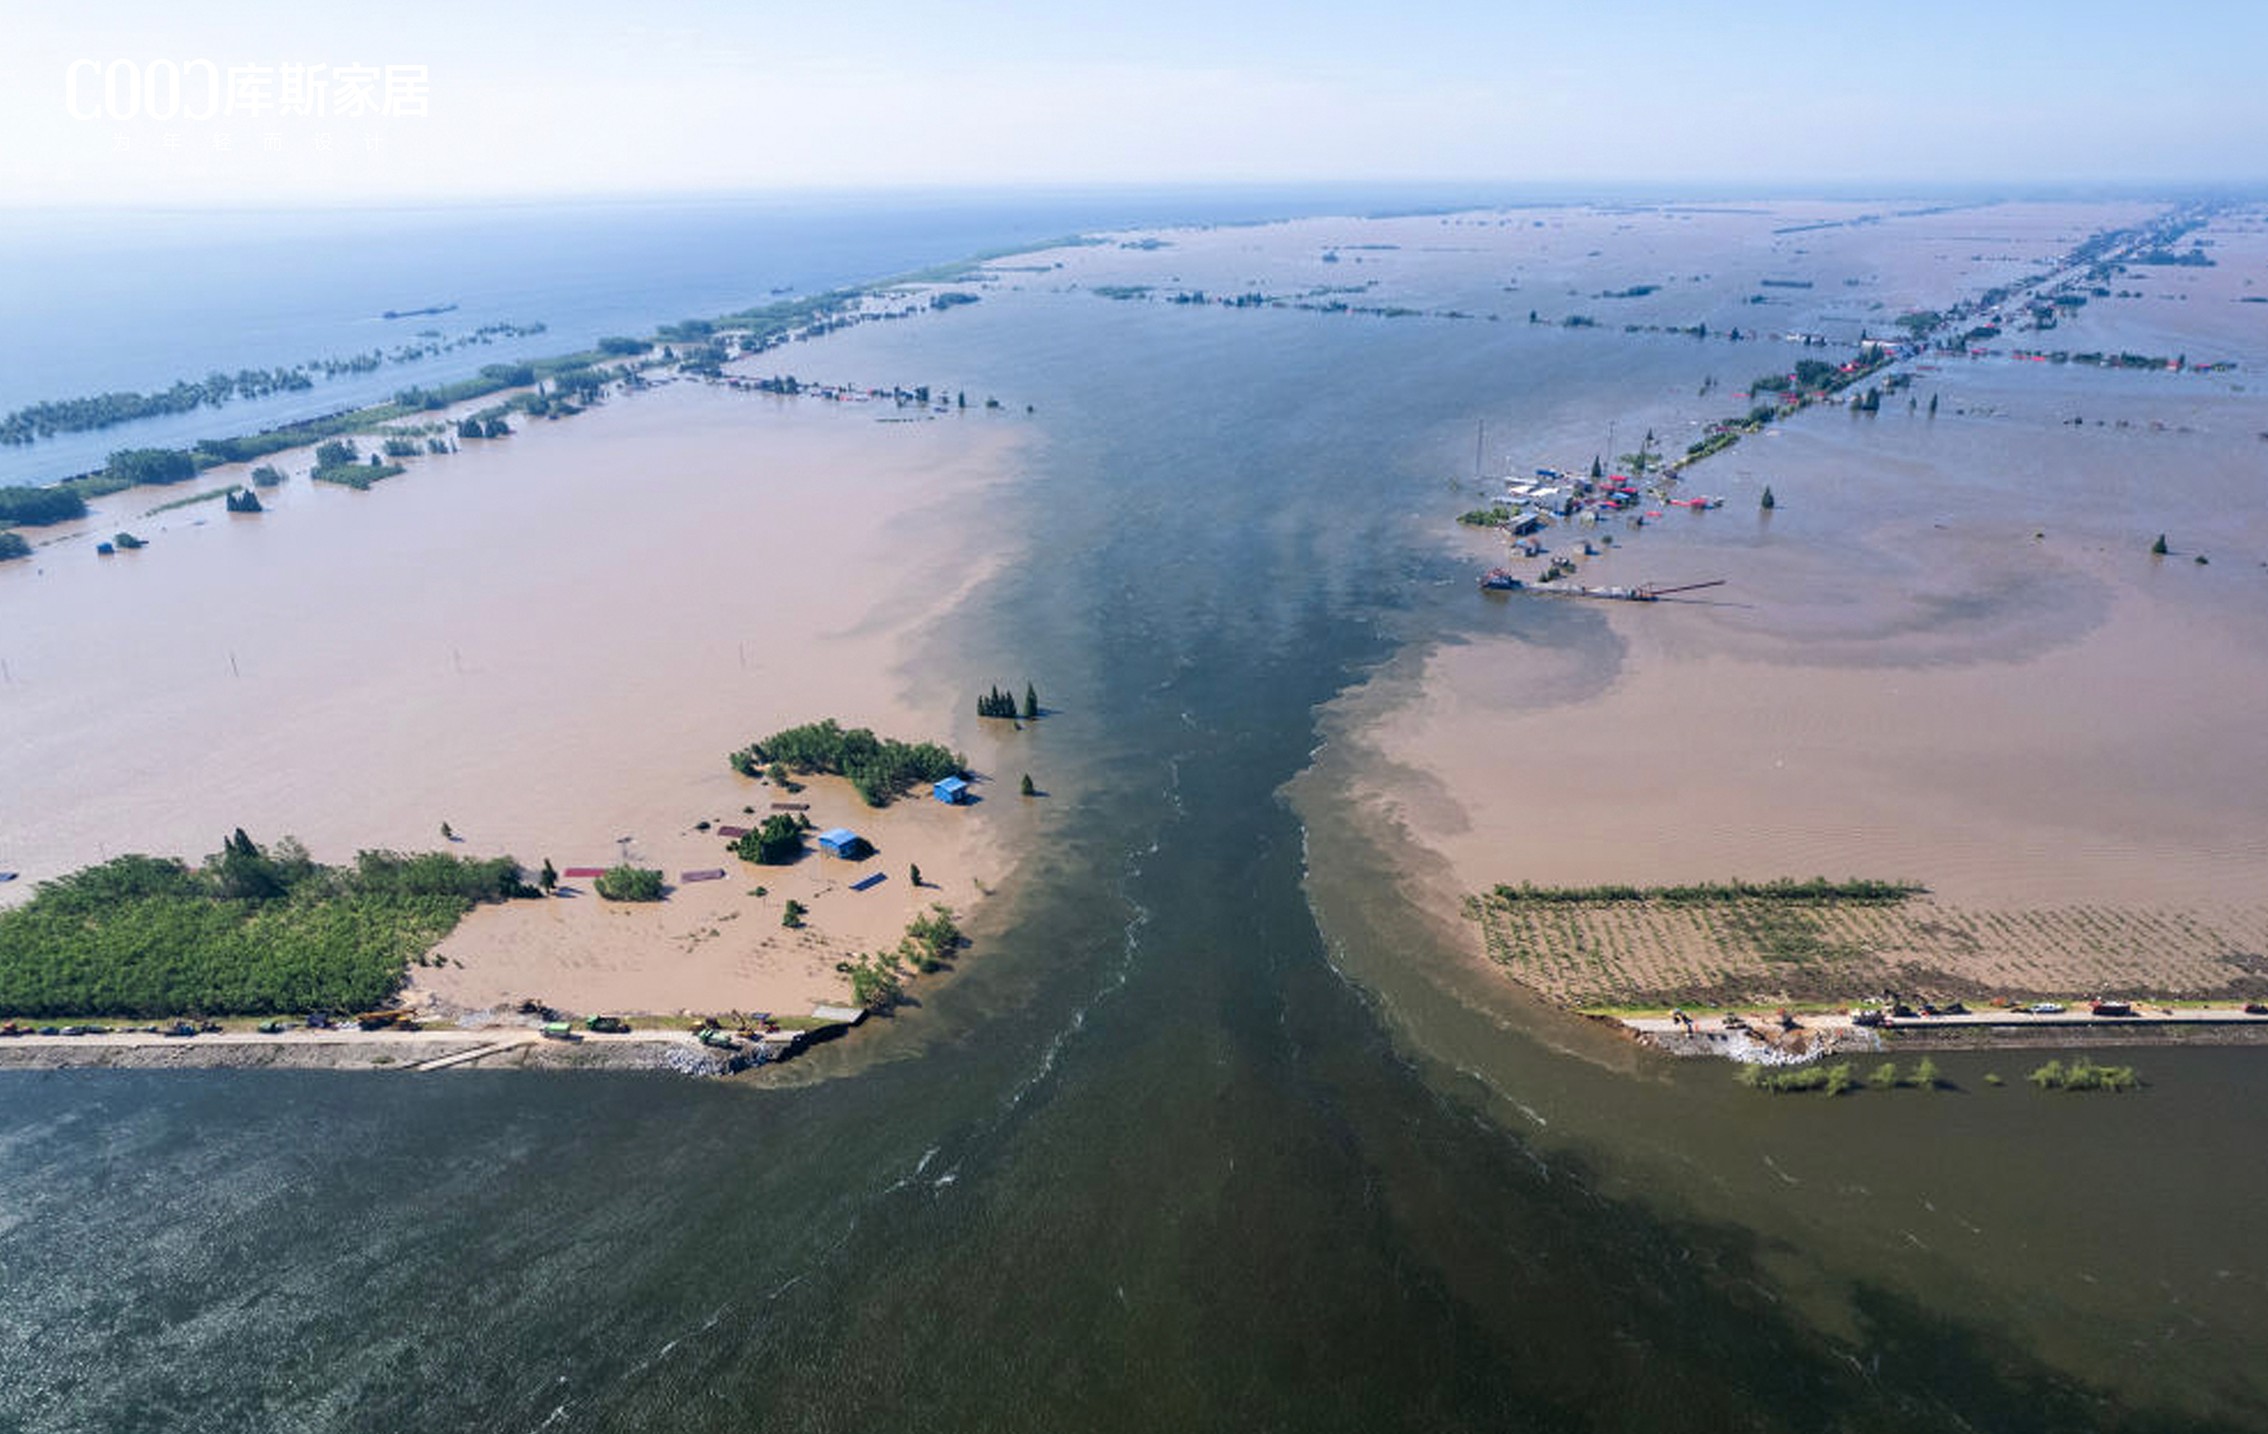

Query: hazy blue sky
[5,0,2263,205]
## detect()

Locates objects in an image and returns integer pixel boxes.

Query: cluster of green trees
[593,865,665,902]
[1742,1056,2143,1097]
[1896,310,1944,339]
[143,486,230,517]
[0,485,89,527]
[308,438,406,488]
[977,683,1039,720]
[1490,878,1922,907]
[313,459,405,490]
[0,531,31,561]
[1662,344,1894,479]
[224,487,263,514]
[550,367,606,402]
[193,410,372,468]
[674,343,730,376]
[899,904,962,972]
[106,448,198,486]
[2029,1057,2140,1091]
[1749,360,1845,398]
[729,719,965,807]
[705,289,865,355]
[1740,1058,1939,1094]
[479,362,536,389]
[1458,505,1513,528]
[1,367,316,446]
[456,415,512,440]
[0,833,528,1018]
[2053,350,2188,371]
[832,904,966,1010]
[1873,1058,1937,1089]
[332,844,529,902]
[389,342,612,416]
[836,950,903,1009]
[732,815,808,865]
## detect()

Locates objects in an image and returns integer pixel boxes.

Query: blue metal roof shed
[816,828,865,858]
[933,776,971,804]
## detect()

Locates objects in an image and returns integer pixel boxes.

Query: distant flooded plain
[5,197,2267,1431]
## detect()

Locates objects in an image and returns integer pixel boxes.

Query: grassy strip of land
[312,461,407,490]
[0,833,529,1019]
[143,485,239,516]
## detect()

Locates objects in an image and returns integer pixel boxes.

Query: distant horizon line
[3,177,2262,218]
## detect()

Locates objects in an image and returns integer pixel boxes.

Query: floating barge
[1485,577,1725,602]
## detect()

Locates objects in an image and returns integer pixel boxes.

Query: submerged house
[816,827,868,859]
[932,775,971,805]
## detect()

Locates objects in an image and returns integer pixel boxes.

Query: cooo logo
[66,61,223,121]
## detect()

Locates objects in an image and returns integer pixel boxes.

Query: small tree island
[729,719,964,807]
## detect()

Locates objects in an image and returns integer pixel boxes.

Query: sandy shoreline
[411,766,1022,1021]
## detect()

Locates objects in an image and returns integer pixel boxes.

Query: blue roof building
[816,828,866,859]
[932,775,971,805]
